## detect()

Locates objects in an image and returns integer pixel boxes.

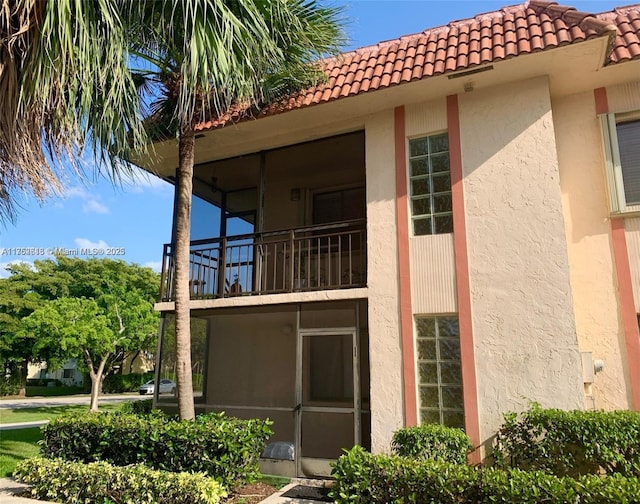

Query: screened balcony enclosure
[160,131,367,301]
[155,300,371,478]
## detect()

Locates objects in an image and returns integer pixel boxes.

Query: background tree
[0,273,46,396]
[1,258,159,401]
[20,297,120,411]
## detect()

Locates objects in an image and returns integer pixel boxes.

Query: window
[62,369,73,379]
[313,187,365,225]
[415,316,464,428]
[600,114,640,212]
[408,133,453,235]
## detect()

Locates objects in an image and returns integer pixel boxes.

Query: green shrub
[15,457,226,504]
[392,424,472,464]
[331,446,478,504]
[26,378,54,387]
[493,405,640,477]
[0,374,21,396]
[330,446,640,504]
[41,411,272,487]
[120,398,154,415]
[102,372,154,393]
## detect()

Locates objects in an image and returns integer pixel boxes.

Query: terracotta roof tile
[195,1,640,131]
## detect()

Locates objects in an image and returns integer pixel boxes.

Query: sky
[0,0,624,277]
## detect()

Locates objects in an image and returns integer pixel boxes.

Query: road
[0,394,146,410]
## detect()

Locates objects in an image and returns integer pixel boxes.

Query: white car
[139,379,176,396]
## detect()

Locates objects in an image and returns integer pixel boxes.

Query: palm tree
[0,0,147,222]
[129,0,344,419]
[1,0,344,419]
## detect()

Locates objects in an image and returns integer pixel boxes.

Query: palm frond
[0,0,149,222]
[129,0,345,132]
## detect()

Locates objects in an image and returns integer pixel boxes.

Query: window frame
[407,132,453,236]
[600,111,640,214]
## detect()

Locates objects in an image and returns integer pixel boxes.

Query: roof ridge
[333,2,525,61]
[528,0,618,33]
[193,2,640,133]
[330,0,624,63]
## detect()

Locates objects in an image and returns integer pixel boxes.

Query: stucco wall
[364,110,404,452]
[626,217,640,313]
[553,90,632,410]
[458,76,585,446]
[607,80,640,316]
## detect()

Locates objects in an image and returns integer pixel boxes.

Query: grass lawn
[0,428,41,477]
[0,403,123,424]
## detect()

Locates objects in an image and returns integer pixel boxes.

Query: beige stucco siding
[553,90,632,410]
[409,234,457,314]
[404,99,457,314]
[607,80,640,319]
[364,110,404,452]
[606,80,640,115]
[627,218,640,313]
[458,76,584,445]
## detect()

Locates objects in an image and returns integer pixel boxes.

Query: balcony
[159,219,366,301]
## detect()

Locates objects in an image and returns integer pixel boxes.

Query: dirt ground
[226,482,278,504]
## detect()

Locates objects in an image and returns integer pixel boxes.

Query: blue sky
[0,0,623,277]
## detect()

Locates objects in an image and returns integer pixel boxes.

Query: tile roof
[195,1,640,131]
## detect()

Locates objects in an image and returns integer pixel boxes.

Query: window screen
[617,120,640,206]
[313,187,365,224]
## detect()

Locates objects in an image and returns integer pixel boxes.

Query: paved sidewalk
[0,394,144,410]
[0,421,48,431]
[0,478,55,504]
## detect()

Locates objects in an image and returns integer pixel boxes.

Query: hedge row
[102,372,154,393]
[41,411,272,487]
[119,398,153,415]
[493,405,640,477]
[391,424,472,465]
[15,457,227,504]
[331,446,640,504]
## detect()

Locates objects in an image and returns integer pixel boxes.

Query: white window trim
[599,111,640,215]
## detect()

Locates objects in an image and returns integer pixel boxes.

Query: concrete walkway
[0,478,55,504]
[0,394,145,410]
[0,421,48,431]
[260,479,333,504]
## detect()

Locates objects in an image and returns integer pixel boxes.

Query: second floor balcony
[159,219,366,301]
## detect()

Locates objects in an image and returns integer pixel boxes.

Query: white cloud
[64,186,110,214]
[122,168,171,194]
[82,199,109,214]
[143,261,162,272]
[74,238,111,250]
[65,186,91,199]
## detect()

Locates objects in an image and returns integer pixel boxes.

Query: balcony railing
[159,219,366,301]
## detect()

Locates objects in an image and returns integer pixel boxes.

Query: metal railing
[159,219,366,301]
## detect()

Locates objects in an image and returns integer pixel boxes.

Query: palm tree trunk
[174,126,196,420]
